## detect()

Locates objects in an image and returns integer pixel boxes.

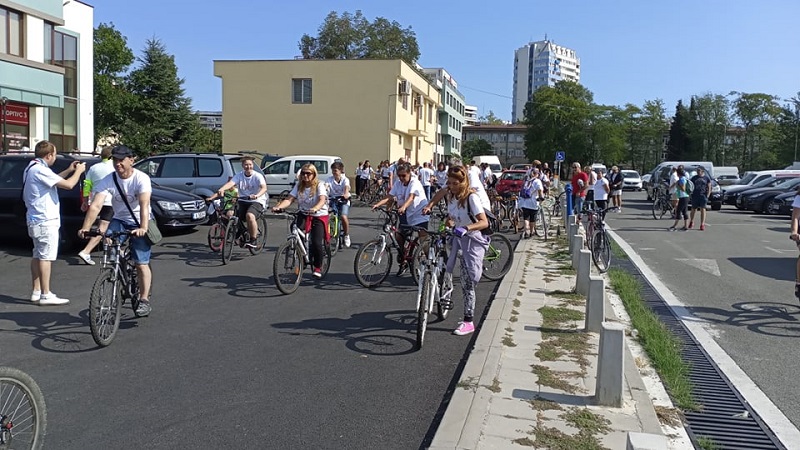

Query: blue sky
[94,0,799,121]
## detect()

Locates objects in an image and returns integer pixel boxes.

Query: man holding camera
[23,140,86,305]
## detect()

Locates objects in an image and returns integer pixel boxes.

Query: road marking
[765,247,795,254]
[607,229,800,447]
[675,258,721,276]
[638,247,655,251]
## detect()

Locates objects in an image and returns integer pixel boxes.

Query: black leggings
[675,197,689,220]
[297,214,327,269]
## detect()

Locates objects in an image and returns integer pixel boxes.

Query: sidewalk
[430,235,688,450]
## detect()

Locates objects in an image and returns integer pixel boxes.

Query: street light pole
[0,97,7,155]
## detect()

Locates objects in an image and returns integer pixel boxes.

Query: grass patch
[549,248,571,261]
[513,298,521,307]
[696,436,719,450]
[555,265,576,275]
[456,376,478,391]
[539,306,591,370]
[511,437,536,447]
[535,344,563,361]
[505,327,514,333]
[486,377,502,393]
[529,396,564,411]
[530,426,610,450]
[542,276,556,283]
[608,268,697,410]
[511,309,519,316]
[531,365,578,393]
[654,406,684,427]
[561,408,611,435]
[517,291,524,296]
[540,306,583,324]
[548,289,583,301]
[502,335,517,347]
[610,239,627,259]
[509,315,518,323]
[519,278,526,285]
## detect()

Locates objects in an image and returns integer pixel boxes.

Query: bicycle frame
[100,234,136,301]
[286,217,312,267]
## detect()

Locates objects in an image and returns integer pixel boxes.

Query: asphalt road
[605,191,800,428]
[0,206,508,449]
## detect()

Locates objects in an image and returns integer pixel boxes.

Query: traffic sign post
[555,151,565,161]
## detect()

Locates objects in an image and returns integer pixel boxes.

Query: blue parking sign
[555,151,565,161]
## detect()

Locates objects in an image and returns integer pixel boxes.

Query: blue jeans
[107,219,151,264]
[572,195,584,216]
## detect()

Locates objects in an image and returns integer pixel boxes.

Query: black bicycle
[84,229,143,347]
[221,198,269,265]
[0,366,47,450]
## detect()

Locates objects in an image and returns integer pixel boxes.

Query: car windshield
[773,177,800,187]
[501,172,526,181]
[489,164,503,172]
[621,171,640,178]
[737,173,757,184]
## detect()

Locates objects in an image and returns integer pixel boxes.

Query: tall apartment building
[464,105,478,126]
[197,111,222,130]
[0,0,94,153]
[422,67,465,164]
[512,39,580,123]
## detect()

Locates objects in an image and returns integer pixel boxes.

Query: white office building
[512,39,580,123]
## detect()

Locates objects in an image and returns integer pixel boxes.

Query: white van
[472,155,503,176]
[734,169,800,187]
[263,155,342,195]
[714,166,740,185]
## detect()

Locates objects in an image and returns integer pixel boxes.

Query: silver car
[621,170,643,191]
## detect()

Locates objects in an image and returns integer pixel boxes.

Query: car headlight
[711,185,721,193]
[157,200,181,211]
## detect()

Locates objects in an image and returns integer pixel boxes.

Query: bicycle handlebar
[82,229,134,238]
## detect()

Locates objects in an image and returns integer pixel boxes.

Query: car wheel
[711,202,722,211]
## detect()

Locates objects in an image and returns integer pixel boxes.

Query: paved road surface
[605,191,800,428]
[0,206,508,449]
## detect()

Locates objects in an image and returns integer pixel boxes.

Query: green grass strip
[607,268,697,410]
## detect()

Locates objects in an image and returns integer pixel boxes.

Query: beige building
[213,59,441,171]
[463,124,528,166]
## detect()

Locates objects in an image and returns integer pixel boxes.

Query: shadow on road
[728,257,795,281]
[181,274,281,298]
[686,301,800,338]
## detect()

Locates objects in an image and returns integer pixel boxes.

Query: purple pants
[447,232,488,318]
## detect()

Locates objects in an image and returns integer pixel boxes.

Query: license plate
[192,211,206,220]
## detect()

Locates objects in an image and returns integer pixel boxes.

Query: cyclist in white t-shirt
[210,156,268,248]
[327,161,352,247]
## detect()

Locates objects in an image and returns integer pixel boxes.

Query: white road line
[608,229,800,447]
[675,258,721,276]
[765,247,794,254]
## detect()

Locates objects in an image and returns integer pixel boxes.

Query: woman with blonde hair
[443,165,489,336]
[272,164,329,278]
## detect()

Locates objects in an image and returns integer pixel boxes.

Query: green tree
[461,139,493,162]
[587,105,627,168]
[479,110,504,124]
[123,39,196,156]
[94,23,135,137]
[667,100,691,161]
[299,11,420,64]
[523,81,593,165]
[685,94,729,164]
[730,92,782,170]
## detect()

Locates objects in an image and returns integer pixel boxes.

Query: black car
[739,178,800,213]
[722,175,800,206]
[0,154,206,250]
[768,191,796,215]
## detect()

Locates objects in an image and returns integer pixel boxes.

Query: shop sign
[3,103,30,126]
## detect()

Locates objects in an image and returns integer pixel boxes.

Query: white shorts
[28,222,60,261]
[611,190,622,197]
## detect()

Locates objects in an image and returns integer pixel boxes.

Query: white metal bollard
[566,214,576,242]
[585,276,605,332]
[571,235,584,269]
[576,249,590,295]
[626,432,668,450]
[595,322,625,407]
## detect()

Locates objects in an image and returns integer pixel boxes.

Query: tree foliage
[299,10,420,64]
[460,139,493,162]
[94,23,135,137]
[479,110,504,124]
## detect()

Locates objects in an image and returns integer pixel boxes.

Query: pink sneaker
[453,321,475,336]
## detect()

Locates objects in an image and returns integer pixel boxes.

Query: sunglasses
[300,171,314,176]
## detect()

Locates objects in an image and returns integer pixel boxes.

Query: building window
[428,103,433,124]
[47,30,79,151]
[49,99,78,152]
[0,7,24,57]
[292,78,312,104]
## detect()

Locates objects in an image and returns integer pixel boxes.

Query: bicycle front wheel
[416,272,432,350]
[482,234,514,281]
[249,216,268,255]
[207,222,224,252]
[591,230,612,273]
[273,240,303,295]
[410,237,430,286]
[538,207,549,240]
[0,366,47,450]
[222,219,237,264]
[328,214,339,257]
[652,198,669,220]
[354,239,393,288]
[89,269,122,347]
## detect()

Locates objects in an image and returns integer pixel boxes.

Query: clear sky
[93,0,799,121]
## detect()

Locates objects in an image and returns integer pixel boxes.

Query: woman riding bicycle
[327,161,352,247]
[273,164,329,278]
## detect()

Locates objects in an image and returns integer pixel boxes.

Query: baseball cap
[111,145,134,159]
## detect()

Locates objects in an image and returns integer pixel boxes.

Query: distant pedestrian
[358,160,374,197]
[519,168,544,238]
[608,166,623,211]
[688,166,712,230]
[24,140,86,305]
[669,167,690,231]
[354,161,363,196]
[570,163,589,217]
[419,162,434,199]
[433,162,448,192]
[668,166,679,213]
[593,169,610,211]
[584,165,597,209]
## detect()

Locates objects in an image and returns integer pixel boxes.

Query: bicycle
[413,226,454,350]
[272,210,332,294]
[0,366,47,450]
[328,196,349,256]
[206,198,231,252]
[353,207,427,288]
[481,233,514,280]
[651,183,674,220]
[221,198,269,265]
[585,206,619,273]
[84,229,142,347]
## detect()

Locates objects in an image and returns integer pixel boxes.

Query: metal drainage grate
[615,256,786,450]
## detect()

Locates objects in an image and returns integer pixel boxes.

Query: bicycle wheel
[207,222,224,252]
[321,242,332,277]
[127,261,142,315]
[538,207,549,241]
[510,207,521,234]
[591,230,612,273]
[482,234,514,281]
[410,237,429,285]
[353,238,393,288]
[249,216,268,255]
[273,240,303,295]
[652,198,668,220]
[0,366,47,450]
[416,272,432,350]
[328,214,339,257]
[89,269,122,347]
[435,269,450,322]
[222,219,237,264]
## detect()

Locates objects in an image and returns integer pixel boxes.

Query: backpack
[466,195,495,236]
[684,177,694,194]
[520,179,533,199]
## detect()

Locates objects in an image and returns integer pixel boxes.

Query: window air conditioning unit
[399,80,411,95]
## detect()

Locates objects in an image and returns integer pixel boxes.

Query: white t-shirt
[23,159,63,225]
[418,167,434,187]
[587,171,598,192]
[93,170,153,226]
[86,159,114,206]
[468,165,482,184]
[231,171,267,207]
[594,178,610,201]
[482,167,493,185]
[380,166,392,178]
[669,172,679,194]
[434,170,448,187]
[359,167,373,180]
[290,182,328,217]
[518,178,544,210]
[326,175,350,198]
[390,177,427,226]
[448,193,485,230]
[467,172,492,211]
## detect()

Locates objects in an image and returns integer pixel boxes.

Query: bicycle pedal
[440,299,454,310]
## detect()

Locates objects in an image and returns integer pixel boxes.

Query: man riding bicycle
[208,156,267,248]
[327,161,352,247]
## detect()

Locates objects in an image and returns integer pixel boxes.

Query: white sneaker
[78,252,96,265]
[38,293,69,306]
[30,290,41,303]
[344,235,351,248]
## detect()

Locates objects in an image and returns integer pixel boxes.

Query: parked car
[0,154,206,250]
[723,175,800,206]
[645,161,714,201]
[495,170,527,195]
[738,177,800,213]
[767,191,795,215]
[714,166,740,186]
[620,170,642,191]
[262,155,342,195]
[133,152,264,199]
[509,164,532,171]
[641,173,653,197]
